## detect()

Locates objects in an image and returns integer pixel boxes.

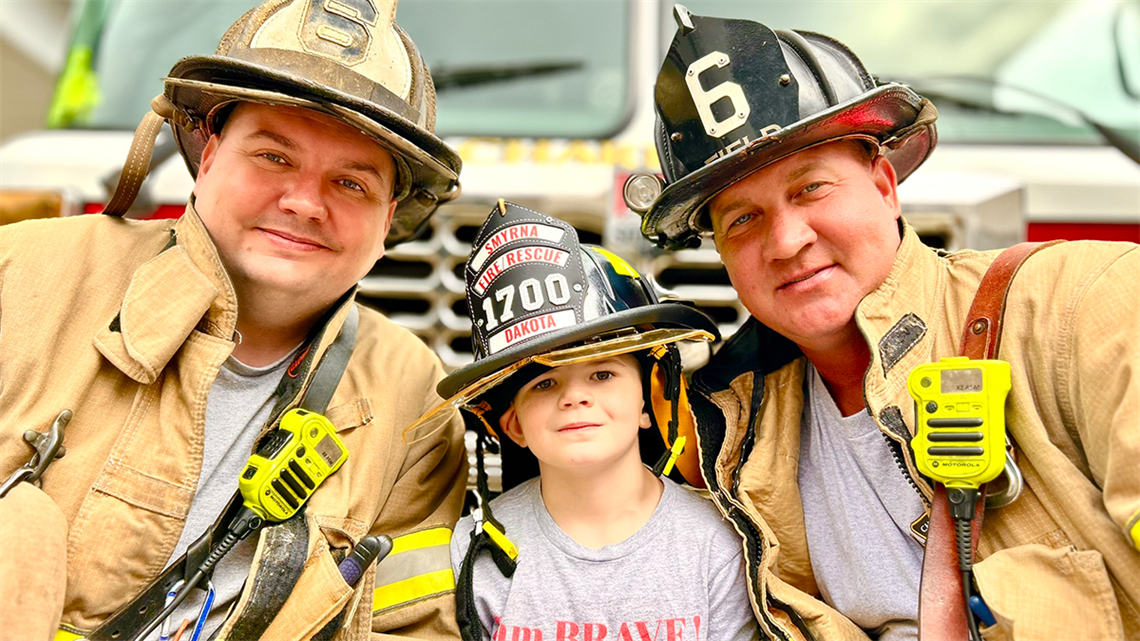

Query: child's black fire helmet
[406,199,720,492]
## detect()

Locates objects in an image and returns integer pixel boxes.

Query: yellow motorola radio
[238,408,349,521]
[908,357,1010,489]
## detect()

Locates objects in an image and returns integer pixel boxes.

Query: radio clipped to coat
[908,356,1010,490]
[908,356,1012,641]
[239,408,349,521]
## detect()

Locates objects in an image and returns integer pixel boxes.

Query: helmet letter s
[302,0,379,65]
[685,51,751,138]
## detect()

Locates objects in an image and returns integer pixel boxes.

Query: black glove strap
[456,528,518,641]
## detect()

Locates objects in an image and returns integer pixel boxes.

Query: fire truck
[2,1,1137,486]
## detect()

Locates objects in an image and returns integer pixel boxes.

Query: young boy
[412,200,761,641]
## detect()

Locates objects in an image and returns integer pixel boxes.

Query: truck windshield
[673,0,1140,148]
[78,0,632,139]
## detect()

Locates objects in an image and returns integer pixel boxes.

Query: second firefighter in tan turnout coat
[629,7,1139,641]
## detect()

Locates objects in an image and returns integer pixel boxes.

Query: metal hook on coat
[985,450,1023,509]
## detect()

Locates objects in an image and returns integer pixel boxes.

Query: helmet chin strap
[648,343,685,477]
[101,95,179,217]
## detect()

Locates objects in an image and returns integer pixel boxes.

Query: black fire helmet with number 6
[627,4,938,250]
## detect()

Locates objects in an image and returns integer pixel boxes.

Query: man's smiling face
[708,140,902,354]
[193,102,398,309]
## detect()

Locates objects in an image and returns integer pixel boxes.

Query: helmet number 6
[685,51,751,138]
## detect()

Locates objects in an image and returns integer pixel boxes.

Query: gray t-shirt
[452,476,760,641]
[150,352,291,640]
[798,364,925,640]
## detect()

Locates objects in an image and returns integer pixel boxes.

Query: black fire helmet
[626,4,937,250]
[406,199,721,491]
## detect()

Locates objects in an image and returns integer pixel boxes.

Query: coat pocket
[973,544,1125,640]
[257,512,355,641]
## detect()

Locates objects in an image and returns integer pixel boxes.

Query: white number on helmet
[483,276,576,329]
[545,274,571,305]
[518,278,544,311]
[685,51,751,138]
[481,297,499,331]
[495,286,516,323]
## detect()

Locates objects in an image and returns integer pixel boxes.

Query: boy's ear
[499,406,527,449]
[639,411,652,430]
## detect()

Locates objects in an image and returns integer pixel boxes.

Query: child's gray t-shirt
[451,476,760,641]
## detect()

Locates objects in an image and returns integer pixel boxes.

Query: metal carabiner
[0,410,71,498]
[187,581,216,641]
[158,580,187,641]
[471,490,485,530]
[986,450,1024,509]
[0,467,35,498]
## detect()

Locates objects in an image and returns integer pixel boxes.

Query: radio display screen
[941,368,983,394]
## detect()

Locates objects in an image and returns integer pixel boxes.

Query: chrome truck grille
[359,201,965,492]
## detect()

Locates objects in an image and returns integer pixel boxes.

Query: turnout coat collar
[93,203,238,385]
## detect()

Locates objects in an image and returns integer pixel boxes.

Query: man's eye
[802,182,823,194]
[339,178,366,193]
[259,152,288,164]
[730,213,754,228]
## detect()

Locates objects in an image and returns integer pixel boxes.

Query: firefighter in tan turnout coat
[0,0,468,639]
[627,7,1139,641]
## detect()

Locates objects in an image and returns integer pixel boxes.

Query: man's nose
[278,173,329,222]
[765,207,817,261]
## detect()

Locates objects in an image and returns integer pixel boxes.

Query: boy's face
[499,354,652,474]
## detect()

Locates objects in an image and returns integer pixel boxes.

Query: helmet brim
[437,303,719,399]
[642,84,936,248]
[165,55,462,246]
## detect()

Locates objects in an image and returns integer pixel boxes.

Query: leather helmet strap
[101,110,165,217]
[918,240,1062,640]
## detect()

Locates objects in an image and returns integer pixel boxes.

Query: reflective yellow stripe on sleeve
[55,629,84,641]
[373,526,456,613]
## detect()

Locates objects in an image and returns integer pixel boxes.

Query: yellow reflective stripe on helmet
[55,629,84,641]
[373,527,455,613]
[591,247,640,278]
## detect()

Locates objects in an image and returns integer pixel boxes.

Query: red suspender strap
[917,240,1063,641]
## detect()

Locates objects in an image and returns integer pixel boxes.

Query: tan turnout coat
[687,224,1139,641]
[0,208,467,640]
